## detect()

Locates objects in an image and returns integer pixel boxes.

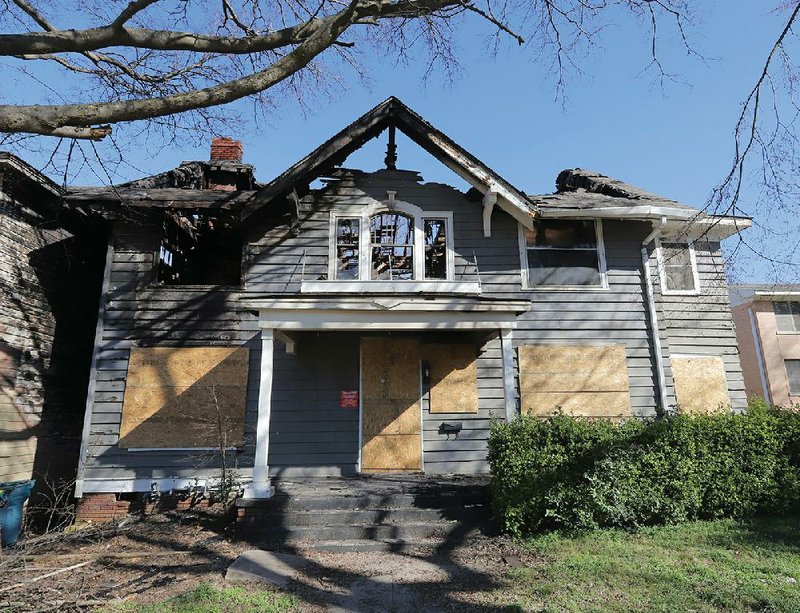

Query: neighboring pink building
[731,285,800,406]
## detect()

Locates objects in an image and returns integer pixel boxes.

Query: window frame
[785,359,800,396]
[327,201,455,283]
[772,300,800,333]
[518,219,609,291]
[656,239,701,296]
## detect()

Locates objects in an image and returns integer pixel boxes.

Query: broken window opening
[335,217,360,280]
[157,211,242,285]
[524,220,603,287]
[370,212,414,280]
[424,218,447,279]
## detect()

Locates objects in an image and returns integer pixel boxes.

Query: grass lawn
[102,583,298,613]
[507,517,800,612]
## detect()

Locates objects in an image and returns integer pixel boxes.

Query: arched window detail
[369,212,415,280]
[328,199,454,283]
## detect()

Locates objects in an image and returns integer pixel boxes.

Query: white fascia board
[538,206,751,239]
[300,280,482,295]
[242,297,529,312]
[256,308,521,330]
[753,291,800,300]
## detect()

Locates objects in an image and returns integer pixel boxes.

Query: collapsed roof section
[242,96,539,227]
[528,168,751,240]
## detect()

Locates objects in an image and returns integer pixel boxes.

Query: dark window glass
[786,359,800,395]
[424,218,447,280]
[661,243,696,292]
[525,220,597,249]
[335,218,360,280]
[527,249,602,286]
[524,220,601,287]
[774,301,800,332]
[370,213,415,280]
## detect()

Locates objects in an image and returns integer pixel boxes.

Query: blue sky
[8,2,795,280]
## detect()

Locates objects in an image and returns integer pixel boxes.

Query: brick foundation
[75,492,216,523]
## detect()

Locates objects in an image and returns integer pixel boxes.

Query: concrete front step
[250,520,479,544]
[239,504,489,528]
[302,538,447,553]
[241,492,490,513]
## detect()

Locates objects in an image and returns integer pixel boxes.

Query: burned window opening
[157,211,242,285]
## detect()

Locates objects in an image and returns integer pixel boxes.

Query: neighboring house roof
[242,96,538,225]
[528,168,751,240]
[729,284,800,306]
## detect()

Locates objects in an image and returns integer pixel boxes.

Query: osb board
[119,347,249,448]
[362,399,421,439]
[422,343,478,414]
[361,338,420,401]
[361,434,422,471]
[518,345,631,418]
[518,345,630,392]
[361,337,421,471]
[672,356,730,414]
[521,391,632,418]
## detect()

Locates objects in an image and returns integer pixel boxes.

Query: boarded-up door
[361,338,422,472]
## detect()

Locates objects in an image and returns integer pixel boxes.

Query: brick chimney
[210,137,243,162]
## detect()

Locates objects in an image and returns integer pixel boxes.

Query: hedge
[487,400,800,535]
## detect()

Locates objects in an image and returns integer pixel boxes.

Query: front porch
[241,295,528,499]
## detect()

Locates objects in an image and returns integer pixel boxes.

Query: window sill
[300,280,482,294]
[523,285,610,292]
[662,290,701,297]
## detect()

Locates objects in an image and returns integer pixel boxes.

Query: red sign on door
[340,390,359,408]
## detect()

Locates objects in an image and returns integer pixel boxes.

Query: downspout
[641,217,669,413]
[748,306,772,403]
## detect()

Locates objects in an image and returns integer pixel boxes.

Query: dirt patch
[0,513,537,612]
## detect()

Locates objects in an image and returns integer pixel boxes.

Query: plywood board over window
[671,356,730,414]
[518,345,631,418]
[119,347,250,448]
[422,343,478,413]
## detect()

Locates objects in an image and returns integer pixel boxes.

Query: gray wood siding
[421,333,504,475]
[648,241,747,411]
[80,222,260,487]
[268,333,359,477]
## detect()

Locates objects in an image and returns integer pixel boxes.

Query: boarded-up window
[518,345,631,418]
[671,356,730,414]
[119,347,249,448]
[422,343,478,414]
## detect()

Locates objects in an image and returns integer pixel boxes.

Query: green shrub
[488,401,800,536]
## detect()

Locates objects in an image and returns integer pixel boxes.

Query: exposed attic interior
[157,210,242,286]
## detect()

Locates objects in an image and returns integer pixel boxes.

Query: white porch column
[500,328,518,420]
[243,328,275,499]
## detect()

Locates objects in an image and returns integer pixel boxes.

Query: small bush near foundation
[488,400,800,535]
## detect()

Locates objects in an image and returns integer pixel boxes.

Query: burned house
[0,153,105,489]
[19,98,749,518]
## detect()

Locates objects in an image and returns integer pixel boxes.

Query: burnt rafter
[242,96,539,225]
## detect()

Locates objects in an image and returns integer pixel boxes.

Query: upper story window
[773,301,800,332]
[657,241,700,295]
[157,212,242,286]
[370,212,414,280]
[330,202,453,282]
[520,219,606,288]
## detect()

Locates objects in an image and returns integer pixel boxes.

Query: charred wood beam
[67,187,256,210]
